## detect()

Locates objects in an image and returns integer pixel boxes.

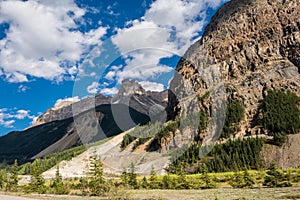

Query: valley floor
[3,186,300,200]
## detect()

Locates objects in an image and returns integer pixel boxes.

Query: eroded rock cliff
[168,0,300,140]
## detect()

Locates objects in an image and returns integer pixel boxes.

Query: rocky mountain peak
[117,79,146,97]
[34,79,167,127]
[168,0,299,139]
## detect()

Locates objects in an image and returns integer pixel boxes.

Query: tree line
[0,157,298,198]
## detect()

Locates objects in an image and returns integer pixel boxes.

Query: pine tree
[6,160,19,192]
[79,177,88,195]
[149,166,158,189]
[176,164,189,189]
[120,168,129,186]
[141,176,148,189]
[263,161,292,187]
[30,160,46,194]
[128,163,138,189]
[51,166,68,194]
[201,166,216,189]
[243,170,255,188]
[89,155,106,196]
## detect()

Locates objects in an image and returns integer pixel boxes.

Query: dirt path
[0,194,34,200]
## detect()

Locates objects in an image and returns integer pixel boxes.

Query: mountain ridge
[0,80,167,164]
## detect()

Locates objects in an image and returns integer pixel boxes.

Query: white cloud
[112,21,175,54]
[104,70,117,80]
[18,85,29,93]
[100,87,119,96]
[30,116,39,126]
[54,96,80,107]
[86,82,100,94]
[139,81,165,92]
[0,0,107,83]
[0,108,36,128]
[0,119,15,128]
[109,0,228,86]
[15,110,30,120]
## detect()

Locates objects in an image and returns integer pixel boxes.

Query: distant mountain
[0,80,167,164]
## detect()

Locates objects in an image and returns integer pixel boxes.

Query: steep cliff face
[168,0,300,139]
[261,134,300,169]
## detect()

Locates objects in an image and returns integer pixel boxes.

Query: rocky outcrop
[261,134,300,169]
[168,0,300,140]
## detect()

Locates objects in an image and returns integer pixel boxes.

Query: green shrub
[120,134,137,150]
[263,162,292,187]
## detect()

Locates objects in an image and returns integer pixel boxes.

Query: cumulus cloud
[0,0,107,83]
[54,96,80,107]
[86,82,100,94]
[0,108,36,128]
[100,87,119,96]
[107,0,228,90]
[15,110,31,120]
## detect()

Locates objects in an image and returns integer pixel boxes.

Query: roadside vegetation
[0,157,299,198]
[0,90,298,198]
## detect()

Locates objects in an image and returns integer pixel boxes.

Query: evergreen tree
[6,160,19,192]
[120,168,129,186]
[89,155,106,196]
[263,161,292,187]
[221,99,245,138]
[51,166,68,194]
[128,163,138,189]
[79,177,88,195]
[176,164,189,189]
[30,160,46,194]
[149,166,158,189]
[263,90,300,135]
[141,176,148,189]
[201,166,216,189]
[162,174,173,189]
[243,170,255,188]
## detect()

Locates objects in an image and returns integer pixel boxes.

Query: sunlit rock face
[168,0,300,139]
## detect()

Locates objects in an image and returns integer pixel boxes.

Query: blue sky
[0,0,228,135]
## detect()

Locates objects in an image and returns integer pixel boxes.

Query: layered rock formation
[168,0,300,140]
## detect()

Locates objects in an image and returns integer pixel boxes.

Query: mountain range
[0,79,167,164]
[0,0,299,176]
